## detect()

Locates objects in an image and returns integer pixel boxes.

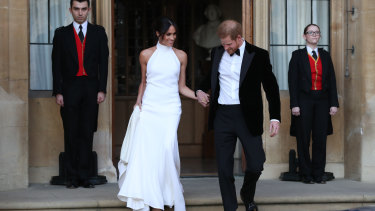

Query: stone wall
[0,0,29,191]
[0,88,27,191]
[345,0,375,182]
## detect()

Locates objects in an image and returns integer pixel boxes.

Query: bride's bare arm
[135,47,155,109]
[176,49,197,100]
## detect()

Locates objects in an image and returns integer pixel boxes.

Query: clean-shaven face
[158,25,177,47]
[69,1,90,24]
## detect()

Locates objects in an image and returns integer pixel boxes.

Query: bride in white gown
[117,17,197,211]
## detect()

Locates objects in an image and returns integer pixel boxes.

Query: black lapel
[67,23,78,64]
[84,22,93,61]
[318,48,327,83]
[211,47,225,92]
[301,48,312,83]
[239,42,255,85]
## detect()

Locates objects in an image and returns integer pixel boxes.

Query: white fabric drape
[29,0,73,90]
[49,0,74,43]
[312,0,329,45]
[30,45,53,90]
[118,106,141,176]
[30,0,50,90]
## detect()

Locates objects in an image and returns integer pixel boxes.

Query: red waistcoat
[73,28,87,76]
[308,54,322,90]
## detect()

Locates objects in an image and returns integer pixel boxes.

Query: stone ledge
[1,178,375,210]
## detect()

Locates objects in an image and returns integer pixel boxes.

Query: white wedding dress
[118,42,186,211]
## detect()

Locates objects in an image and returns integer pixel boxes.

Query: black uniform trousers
[214,104,265,211]
[295,90,329,181]
[60,77,99,182]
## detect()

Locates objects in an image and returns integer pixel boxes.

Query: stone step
[0,178,374,211]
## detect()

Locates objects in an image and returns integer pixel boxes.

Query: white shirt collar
[237,39,245,62]
[306,45,318,56]
[73,21,88,36]
[239,38,245,55]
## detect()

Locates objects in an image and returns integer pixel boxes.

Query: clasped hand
[196,90,210,107]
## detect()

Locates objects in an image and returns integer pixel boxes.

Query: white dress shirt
[216,40,279,123]
[217,40,245,105]
[73,21,88,37]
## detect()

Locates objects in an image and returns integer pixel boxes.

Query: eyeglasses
[305,31,321,36]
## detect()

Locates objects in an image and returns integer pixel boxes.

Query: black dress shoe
[82,181,95,188]
[240,187,258,211]
[245,202,258,211]
[314,178,326,184]
[66,180,79,189]
[302,177,314,184]
[302,179,314,184]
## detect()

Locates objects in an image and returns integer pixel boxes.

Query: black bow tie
[230,49,240,57]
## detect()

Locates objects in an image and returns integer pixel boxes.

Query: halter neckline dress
[118,42,186,211]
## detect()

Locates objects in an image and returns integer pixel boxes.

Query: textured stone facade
[345,0,375,182]
[0,0,29,191]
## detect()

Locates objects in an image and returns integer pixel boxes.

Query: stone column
[0,0,29,191]
[345,0,375,182]
[93,0,117,182]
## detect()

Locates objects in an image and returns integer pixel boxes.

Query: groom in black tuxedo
[197,20,281,211]
[52,0,109,189]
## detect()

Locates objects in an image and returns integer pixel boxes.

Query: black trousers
[60,77,99,182]
[214,105,265,211]
[295,91,329,180]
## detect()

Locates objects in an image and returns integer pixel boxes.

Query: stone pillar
[93,0,117,182]
[0,88,27,191]
[345,0,375,182]
[329,0,346,179]
[0,0,29,190]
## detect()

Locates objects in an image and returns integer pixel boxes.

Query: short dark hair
[70,0,90,8]
[153,17,178,39]
[304,24,320,34]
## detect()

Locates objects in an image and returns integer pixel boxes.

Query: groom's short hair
[217,20,242,40]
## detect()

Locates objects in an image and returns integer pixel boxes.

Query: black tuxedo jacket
[52,22,109,96]
[199,41,281,136]
[288,48,339,136]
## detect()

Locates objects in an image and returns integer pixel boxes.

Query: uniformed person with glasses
[288,24,339,184]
